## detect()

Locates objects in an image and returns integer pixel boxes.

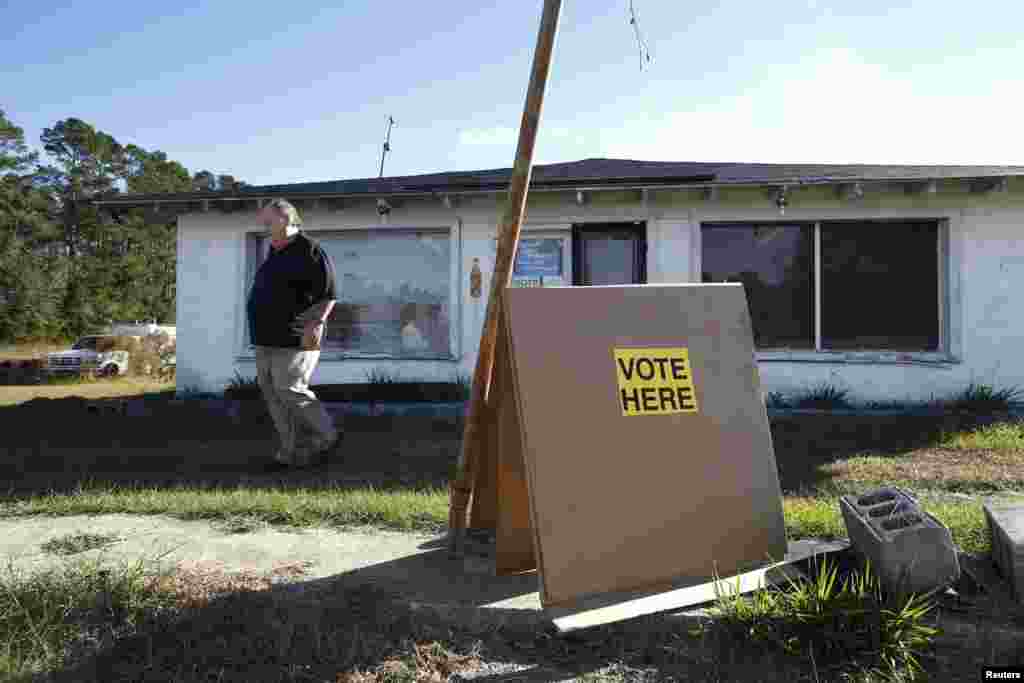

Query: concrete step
[984,501,1024,605]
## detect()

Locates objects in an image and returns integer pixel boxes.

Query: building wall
[176,180,1024,404]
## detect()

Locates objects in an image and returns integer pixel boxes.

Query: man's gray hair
[266,198,302,226]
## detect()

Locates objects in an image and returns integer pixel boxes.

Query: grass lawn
[0,341,70,361]
[1,377,1023,680]
[1,387,1021,552]
[0,376,175,407]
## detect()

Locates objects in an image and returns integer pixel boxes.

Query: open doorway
[572,222,647,286]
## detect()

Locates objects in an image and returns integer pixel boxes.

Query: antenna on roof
[379,115,396,178]
[629,0,652,71]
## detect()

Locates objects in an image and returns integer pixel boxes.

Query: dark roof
[94,158,1024,204]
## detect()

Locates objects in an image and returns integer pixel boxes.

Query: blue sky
[4,0,1024,187]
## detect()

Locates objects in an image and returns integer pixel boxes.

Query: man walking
[247,198,341,471]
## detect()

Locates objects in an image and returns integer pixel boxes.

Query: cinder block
[983,501,1024,605]
[840,487,960,598]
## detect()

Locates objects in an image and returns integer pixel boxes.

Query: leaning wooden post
[449,0,563,553]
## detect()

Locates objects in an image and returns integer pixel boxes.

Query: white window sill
[755,350,961,366]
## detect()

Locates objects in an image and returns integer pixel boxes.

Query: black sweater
[246,232,338,348]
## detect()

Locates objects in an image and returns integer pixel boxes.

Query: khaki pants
[254,346,338,466]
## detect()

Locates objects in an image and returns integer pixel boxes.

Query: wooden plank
[468,385,499,530]
[494,303,537,575]
[449,0,563,552]
[548,539,848,633]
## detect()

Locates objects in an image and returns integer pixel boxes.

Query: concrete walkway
[0,514,543,615]
[0,514,850,632]
[3,513,1023,647]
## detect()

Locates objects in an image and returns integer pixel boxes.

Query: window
[701,224,814,348]
[701,220,941,352]
[245,229,454,358]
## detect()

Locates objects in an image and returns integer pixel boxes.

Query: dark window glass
[821,221,938,351]
[701,224,814,349]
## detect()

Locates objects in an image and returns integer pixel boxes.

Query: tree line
[0,108,245,344]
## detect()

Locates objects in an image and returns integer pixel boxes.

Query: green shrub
[947,383,1023,414]
[0,558,176,677]
[709,557,937,679]
[792,383,854,410]
[366,368,399,385]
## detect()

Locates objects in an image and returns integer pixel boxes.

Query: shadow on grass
[769,412,1015,494]
[1,394,1018,502]
[0,395,462,499]
[3,558,865,683]
[17,548,1024,683]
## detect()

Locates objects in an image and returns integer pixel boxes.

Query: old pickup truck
[46,335,131,377]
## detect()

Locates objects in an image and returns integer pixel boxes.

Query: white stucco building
[94,159,1024,404]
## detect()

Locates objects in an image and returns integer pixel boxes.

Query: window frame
[698,217,958,364]
[237,224,462,362]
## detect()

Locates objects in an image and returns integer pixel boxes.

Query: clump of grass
[212,514,267,535]
[709,557,938,680]
[365,368,399,385]
[791,383,854,410]
[365,368,401,404]
[175,384,221,401]
[340,640,483,683]
[452,371,472,402]
[223,370,261,399]
[40,532,122,556]
[947,383,1024,414]
[941,419,1024,450]
[767,382,1024,414]
[0,557,177,678]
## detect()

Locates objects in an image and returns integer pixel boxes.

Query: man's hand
[293,300,336,350]
[299,320,325,350]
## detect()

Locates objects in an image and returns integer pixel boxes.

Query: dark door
[572,222,647,286]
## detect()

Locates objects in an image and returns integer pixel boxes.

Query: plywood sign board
[497,283,787,609]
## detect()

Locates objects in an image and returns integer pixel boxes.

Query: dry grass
[0,341,70,361]
[824,448,1024,494]
[0,377,174,407]
[145,559,315,611]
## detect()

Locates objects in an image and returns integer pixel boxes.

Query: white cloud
[458,126,517,147]
[601,48,1024,164]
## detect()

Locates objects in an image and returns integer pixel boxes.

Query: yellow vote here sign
[613,348,698,417]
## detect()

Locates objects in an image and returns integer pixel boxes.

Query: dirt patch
[770,413,1016,494]
[145,559,316,610]
[825,447,1024,492]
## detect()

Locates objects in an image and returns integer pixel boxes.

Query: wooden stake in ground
[449,0,563,553]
